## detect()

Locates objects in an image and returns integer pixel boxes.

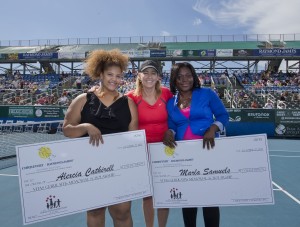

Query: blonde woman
[126,60,173,227]
[63,49,138,227]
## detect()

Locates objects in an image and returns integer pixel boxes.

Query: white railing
[1,33,300,47]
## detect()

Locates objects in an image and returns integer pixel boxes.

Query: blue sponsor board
[150,50,166,57]
[198,49,215,57]
[18,53,58,59]
[253,48,300,56]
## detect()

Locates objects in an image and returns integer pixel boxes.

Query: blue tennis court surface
[0,139,299,227]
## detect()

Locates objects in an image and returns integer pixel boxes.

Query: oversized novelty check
[16,130,151,225]
[148,134,274,208]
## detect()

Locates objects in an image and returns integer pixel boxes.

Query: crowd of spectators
[231,70,300,109]
[0,70,139,106]
[0,69,299,109]
[236,70,300,89]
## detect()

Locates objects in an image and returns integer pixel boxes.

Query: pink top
[180,107,204,140]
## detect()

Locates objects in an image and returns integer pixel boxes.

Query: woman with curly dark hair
[63,49,138,227]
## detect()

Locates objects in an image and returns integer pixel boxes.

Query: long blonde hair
[133,72,162,98]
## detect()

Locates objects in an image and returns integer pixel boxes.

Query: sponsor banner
[58,52,85,59]
[245,110,275,122]
[18,53,58,60]
[182,50,215,57]
[275,110,300,124]
[8,107,34,118]
[274,123,300,137]
[167,49,183,57]
[150,50,166,57]
[253,48,300,56]
[228,109,274,122]
[233,49,254,56]
[0,106,66,119]
[274,110,300,137]
[227,109,243,122]
[199,49,215,57]
[121,50,150,58]
[182,50,199,57]
[216,49,233,57]
[33,106,66,118]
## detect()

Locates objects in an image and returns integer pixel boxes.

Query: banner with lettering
[253,48,300,56]
[18,53,58,60]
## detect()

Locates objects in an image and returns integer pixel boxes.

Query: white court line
[269,150,300,153]
[270,155,300,158]
[0,173,18,177]
[272,181,300,205]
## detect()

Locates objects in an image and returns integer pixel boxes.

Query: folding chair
[37,122,50,133]
[24,121,35,132]
[2,120,14,133]
[13,120,24,132]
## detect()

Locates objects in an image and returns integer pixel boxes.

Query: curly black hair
[169,62,201,94]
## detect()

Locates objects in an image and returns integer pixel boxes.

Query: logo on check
[170,188,183,199]
[46,195,61,210]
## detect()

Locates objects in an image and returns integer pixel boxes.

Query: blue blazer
[167,88,229,140]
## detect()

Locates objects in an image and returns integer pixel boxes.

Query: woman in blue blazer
[163,62,229,227]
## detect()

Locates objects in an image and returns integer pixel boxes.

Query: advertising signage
[228,109,275,122]
[253,48,300,56]
[121,50,150,58]
[150,50,167,57]
[275,110,300,137]
[216,49,233,57]
[18,53,58,60]
[182,50,199,57]
[233,49,254,56]
[182,49,215,57]
[199,49,215,57]
[0,106,66,119]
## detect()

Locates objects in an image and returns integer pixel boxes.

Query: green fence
[0,106,299,138]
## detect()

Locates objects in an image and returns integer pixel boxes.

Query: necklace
[178,95,192,109]
[98,90,120,101]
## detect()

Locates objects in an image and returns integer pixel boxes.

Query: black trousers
[182,207,220,227]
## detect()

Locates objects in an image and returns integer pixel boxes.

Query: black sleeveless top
[81,92,131,135]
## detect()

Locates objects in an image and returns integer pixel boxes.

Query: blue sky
[1,0,300,72]
[1,0,300,41]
